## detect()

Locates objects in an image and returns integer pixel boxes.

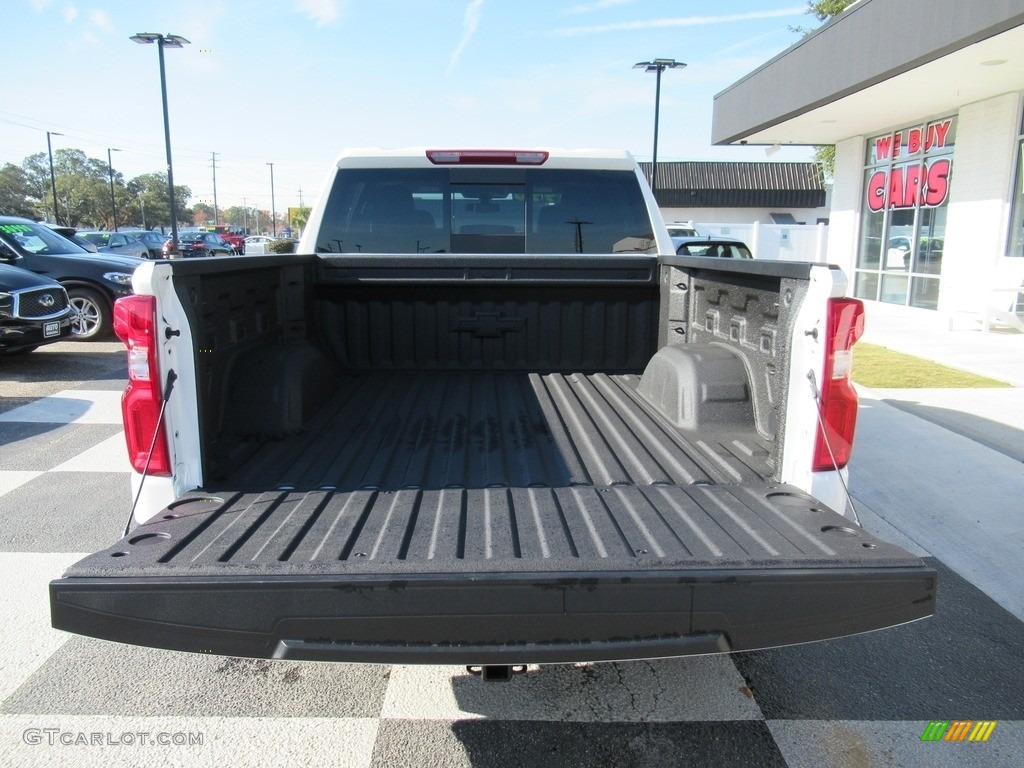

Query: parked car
[78,231,151,260]
[116,230,168,259]
[41,223,99,253]
[675,236,754,259]
[164,230,234,258]
[243,235,276,255]
[202,225,246,254]
[0,263,74,353]
[0,216,144,339]
[667,222,701,251]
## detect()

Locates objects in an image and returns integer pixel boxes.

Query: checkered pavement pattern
[0,384,1021,767]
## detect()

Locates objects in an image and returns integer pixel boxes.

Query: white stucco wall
[826,136,866,275]
[939,91,1022,312]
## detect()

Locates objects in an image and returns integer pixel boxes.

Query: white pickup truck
[50,149,934,675]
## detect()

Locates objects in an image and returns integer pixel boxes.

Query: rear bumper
[51,565,936,665]
[0,316,73,350]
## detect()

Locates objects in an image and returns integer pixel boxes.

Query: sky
[2,0,819,214]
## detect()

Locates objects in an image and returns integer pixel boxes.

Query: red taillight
[426,150,549,165]
[114,295,172,476]
[812,298,865,472]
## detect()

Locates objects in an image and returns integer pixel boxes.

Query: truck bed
[50,255,935,665]
[51,368,935,664]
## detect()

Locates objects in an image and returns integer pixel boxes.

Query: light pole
[130,32,190,253]
[211,151,219,225]
[107,147,121,230]
[46,131,63,225]
[267,162,277,237]
[633,58,685,197]
[139,193,147,229]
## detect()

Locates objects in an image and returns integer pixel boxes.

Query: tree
[792,0,855,178]
[790,0,854,35]
[0,163,40,219]
[221,205,259,231]
[190,202,215,226]
[289,206,312,233]
[125,172,191,231]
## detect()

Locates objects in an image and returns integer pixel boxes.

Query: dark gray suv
[0,216,144,339]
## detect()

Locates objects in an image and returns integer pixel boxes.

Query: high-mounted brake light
[114,295,172,476]
[812,298,865,472]
[426,150,549,165]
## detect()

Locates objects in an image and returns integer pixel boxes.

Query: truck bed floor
[224,370,772,492]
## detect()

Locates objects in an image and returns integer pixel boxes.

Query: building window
[854,117,956,309]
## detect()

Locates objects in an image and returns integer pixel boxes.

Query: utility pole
[267,162,277,237]
[46,131,63,225]
[211,151,219,225]
[107,147,121,230]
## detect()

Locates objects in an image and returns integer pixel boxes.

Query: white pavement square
[0,553,84,701]
[0,715,379,768]
[0,391,123,426]
[51,434,131,473]
[0,471,43,499]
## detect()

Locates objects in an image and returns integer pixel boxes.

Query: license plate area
[43,321,60,338]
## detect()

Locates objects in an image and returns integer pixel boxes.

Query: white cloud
[448,0,484,73]
[548,6,806,36]
[560,0,634,16]
[29,0,54,10]
[294,0,340,27]
[88,9,114,34]
[63,3,77,23]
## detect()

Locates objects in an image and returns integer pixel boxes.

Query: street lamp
[46,131,63,225]
[267,162,277,237]
[107,148,121,230]
[633,58,686,197]
[130,32,190,254]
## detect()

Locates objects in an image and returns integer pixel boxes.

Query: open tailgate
[50,483,935,664]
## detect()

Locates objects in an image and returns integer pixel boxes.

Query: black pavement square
[0,422,122,471]
[0,471,129,552]
[370,720,787,768]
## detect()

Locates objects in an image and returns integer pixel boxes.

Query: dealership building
[712,0,1024,324]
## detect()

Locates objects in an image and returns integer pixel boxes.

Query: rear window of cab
[314,168,655,255]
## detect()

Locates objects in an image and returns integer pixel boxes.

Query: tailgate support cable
[807,370,860,525]
[123,369,178,537]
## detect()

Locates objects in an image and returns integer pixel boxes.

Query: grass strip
[852,343,1012,389]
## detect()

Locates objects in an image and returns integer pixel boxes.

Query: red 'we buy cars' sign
[866,120,953,212]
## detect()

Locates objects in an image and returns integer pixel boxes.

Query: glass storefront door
[854,118,955,309]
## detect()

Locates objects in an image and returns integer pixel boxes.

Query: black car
[120,229,169,259]
[0,263,74,354]
[674,236,754,259]
[0,216,144,340]
[164,231,234,258]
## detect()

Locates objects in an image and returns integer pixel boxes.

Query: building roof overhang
[712,0,1024,147]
